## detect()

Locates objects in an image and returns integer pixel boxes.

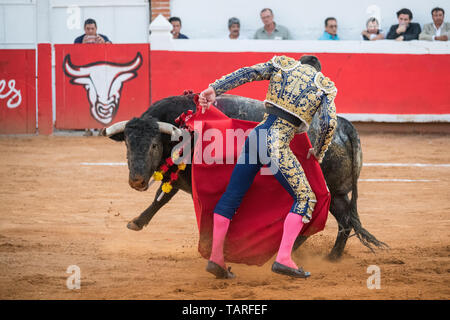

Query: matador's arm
[313,74,338,163]
[209,60,274,95]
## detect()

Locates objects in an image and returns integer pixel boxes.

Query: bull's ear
[108,132,125,141]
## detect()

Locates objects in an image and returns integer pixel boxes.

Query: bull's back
[215,94,265,122]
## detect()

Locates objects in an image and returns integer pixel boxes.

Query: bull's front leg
[127,184,179,231]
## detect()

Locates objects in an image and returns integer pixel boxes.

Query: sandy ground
[0,132,449,300]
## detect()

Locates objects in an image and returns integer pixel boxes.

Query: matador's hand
[199,86,216,113]
[307,147,319,161]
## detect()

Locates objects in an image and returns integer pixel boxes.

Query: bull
[102,93,387,260]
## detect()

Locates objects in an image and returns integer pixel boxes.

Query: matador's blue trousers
[214,114,316,223]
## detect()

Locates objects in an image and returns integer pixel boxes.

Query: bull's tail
[348,127,389,252]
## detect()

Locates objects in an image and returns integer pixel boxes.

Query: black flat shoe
[206,261,236,279]
[271,261,311,278]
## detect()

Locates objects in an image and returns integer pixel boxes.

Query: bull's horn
[116,53,142,74]
[63,55,90,77]
[101,120,129,137]
[157,122,183,140]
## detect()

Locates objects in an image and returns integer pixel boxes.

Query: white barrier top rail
[150,39,450,55]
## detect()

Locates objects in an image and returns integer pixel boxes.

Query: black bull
[105,94,387,260]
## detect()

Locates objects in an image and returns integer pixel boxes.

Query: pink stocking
[275,212,304,269]
[209,213,231,269]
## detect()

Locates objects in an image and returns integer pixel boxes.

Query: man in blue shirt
[319,17,340,40]
[74,18,111,44]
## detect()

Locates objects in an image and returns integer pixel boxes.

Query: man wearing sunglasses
[319,17,340,40]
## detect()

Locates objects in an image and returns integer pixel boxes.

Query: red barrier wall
[54,44,150,129]
[1,45,448,135]
[0,49,36,134]
[150,51,450,115]
[37,44,53,135]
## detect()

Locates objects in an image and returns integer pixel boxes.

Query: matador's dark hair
[299,55,322,72]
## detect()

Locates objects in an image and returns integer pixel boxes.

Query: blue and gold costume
[211,55,337,223]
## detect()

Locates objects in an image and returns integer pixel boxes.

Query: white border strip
[80,162,450,168]
[151,39,450,55]
[338,113,450,123]
[360,179,438,182]
[81,162,127,166]
[365,163,450,168]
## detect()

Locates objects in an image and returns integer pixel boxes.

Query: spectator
[228,17,243,39]
[419,7,449,41]
[386,8,421,41]
[74,18,111,44]
[169,17,188,39]
[254,8,291,40]
[361,17,384,40]
[319,17,340,40]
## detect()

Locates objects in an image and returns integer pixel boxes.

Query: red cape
[185,106,330,266]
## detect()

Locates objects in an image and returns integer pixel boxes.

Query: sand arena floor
[0,132,449,299]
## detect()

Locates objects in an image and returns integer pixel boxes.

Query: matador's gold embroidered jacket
[210,55,338,162]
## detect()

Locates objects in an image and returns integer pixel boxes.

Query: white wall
[0,0,37,48]
[2,0,448,46]
[0,0,150,48]
[49,0,149,44]
[170,0,450,40]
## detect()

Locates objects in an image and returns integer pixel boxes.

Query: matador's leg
[207,122,266,278]
[266,118,315,277]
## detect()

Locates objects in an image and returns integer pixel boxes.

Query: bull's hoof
[326,251,343,262]
[127,220,143,231]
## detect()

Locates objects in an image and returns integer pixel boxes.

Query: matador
[199,55,337,279]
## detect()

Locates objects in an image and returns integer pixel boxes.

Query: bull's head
[101,118,183,191]
[63,53,142,125]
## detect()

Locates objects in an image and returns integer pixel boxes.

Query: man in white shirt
[419,7,449,41]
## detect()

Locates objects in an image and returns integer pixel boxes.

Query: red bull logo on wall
[55,44,150,130]
[63,53,142,125]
